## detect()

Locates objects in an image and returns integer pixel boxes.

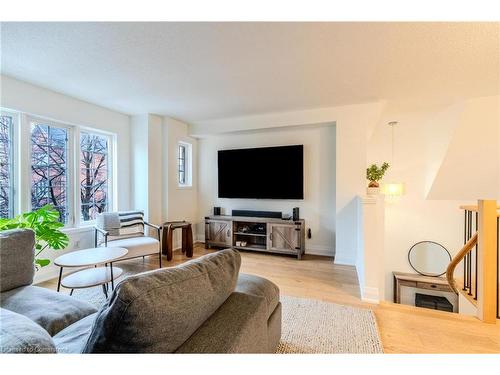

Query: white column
[356,195,385,303]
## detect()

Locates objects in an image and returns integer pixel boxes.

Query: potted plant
[366,162,390,195]
[0,205,69,269]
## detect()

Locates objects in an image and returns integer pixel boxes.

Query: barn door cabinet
[267,222,304,259]
[204,215,305,259]
[205,219,232,248]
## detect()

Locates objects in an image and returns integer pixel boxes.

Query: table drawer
[416,281,450,292]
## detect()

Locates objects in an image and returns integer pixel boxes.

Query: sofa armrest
[175,292,270,353]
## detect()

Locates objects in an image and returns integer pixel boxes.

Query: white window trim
[1,108,117,229]
[26,115,75,227]
[178,141,192,188]
[0,110,19,218]
[76,127,115,226]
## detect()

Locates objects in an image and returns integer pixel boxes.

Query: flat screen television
[218,145,304,199]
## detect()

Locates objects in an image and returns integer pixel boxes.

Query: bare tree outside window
[80,132,109,221]
[0,115,13,218]
[31,124,69,223]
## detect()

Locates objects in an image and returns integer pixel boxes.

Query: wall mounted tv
[218,145,304,199]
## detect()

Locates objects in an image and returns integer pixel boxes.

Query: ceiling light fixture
[381,121,405,201]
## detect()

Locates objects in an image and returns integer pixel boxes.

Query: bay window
[1,109,115,227]
[0,113,15,218]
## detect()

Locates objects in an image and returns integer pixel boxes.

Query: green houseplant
[366,162,390,188]
[0,205,69,269]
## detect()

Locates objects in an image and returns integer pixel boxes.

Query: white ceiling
[1,22,499,122]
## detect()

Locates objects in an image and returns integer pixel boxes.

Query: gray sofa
[0,229,281,353]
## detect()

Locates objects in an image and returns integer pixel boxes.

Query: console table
[205,215,305,259]
[393,271,453,304]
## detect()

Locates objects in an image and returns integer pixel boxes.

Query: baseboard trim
[305,245,334,257]
[360,286,380,303]
[333,257,355,266]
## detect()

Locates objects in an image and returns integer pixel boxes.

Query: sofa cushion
[0,308,56,353]
[0,285,97,336]
[0,229,35,292]
[53,313,97,354]
[84,249,241,353]
[175,292,269,353]
[236,273,280,319]
[107,236,159,259]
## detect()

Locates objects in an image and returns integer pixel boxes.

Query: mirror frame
[407,241,452,277]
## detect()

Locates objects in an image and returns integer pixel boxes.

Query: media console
[204,215,305,259]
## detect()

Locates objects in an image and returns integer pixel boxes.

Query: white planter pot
[366,187,380,196]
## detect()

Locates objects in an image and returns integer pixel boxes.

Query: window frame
[1,109,117,229]
[27,115,74,226]
[0,110,19,219]
[76,126,115,226]
[177,141,192,188]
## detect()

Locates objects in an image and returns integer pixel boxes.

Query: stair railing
[447,200,499,323]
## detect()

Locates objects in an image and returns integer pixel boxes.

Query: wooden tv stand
[204,215,305,259]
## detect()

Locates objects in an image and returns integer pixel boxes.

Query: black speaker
[214,207,221,216]
[232,210,282,219]
[292,207,300,221]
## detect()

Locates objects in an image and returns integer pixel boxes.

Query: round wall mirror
[408,241,452,277]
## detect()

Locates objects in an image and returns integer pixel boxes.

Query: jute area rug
[72,286,383,354]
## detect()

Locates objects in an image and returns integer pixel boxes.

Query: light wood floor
[39,244,500,354]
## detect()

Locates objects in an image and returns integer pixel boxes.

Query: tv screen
[218,145,304,199]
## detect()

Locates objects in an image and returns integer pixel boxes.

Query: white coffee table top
[61,267,124,289]
[54,247,128,268]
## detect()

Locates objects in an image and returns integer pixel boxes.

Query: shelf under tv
[234,232,267,237]
[234,244,267,252]
[204,215,305,259]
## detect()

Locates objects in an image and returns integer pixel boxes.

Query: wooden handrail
[446,232,478,294]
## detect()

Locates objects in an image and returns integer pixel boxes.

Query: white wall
[131,115,150,217]
[1,75,131,283]
[367,96,499,302]
[162,117,198,246]
[197,125,336,256]
[163,117,198,223]
[427,96,500,200]
[192,101,385,264]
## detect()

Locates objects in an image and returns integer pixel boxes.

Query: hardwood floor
[38,244,500,354]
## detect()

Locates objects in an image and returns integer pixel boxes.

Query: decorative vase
[366,186,380,196]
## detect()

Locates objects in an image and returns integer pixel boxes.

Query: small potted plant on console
[366,162,389,195]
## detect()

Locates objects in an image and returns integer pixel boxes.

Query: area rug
[71,287,383,354]
[277,295,383,354]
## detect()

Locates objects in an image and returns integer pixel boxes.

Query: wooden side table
[162,221,193,261]
[393,271,453,304]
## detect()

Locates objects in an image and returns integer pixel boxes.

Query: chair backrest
[0,229,35,292]
[96,211,145,242]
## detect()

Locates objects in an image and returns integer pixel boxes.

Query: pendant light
[381,121,405,201]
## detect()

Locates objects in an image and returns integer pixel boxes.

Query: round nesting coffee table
[54,247,128,297]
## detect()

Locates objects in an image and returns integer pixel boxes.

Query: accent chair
[95,211,162,267]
